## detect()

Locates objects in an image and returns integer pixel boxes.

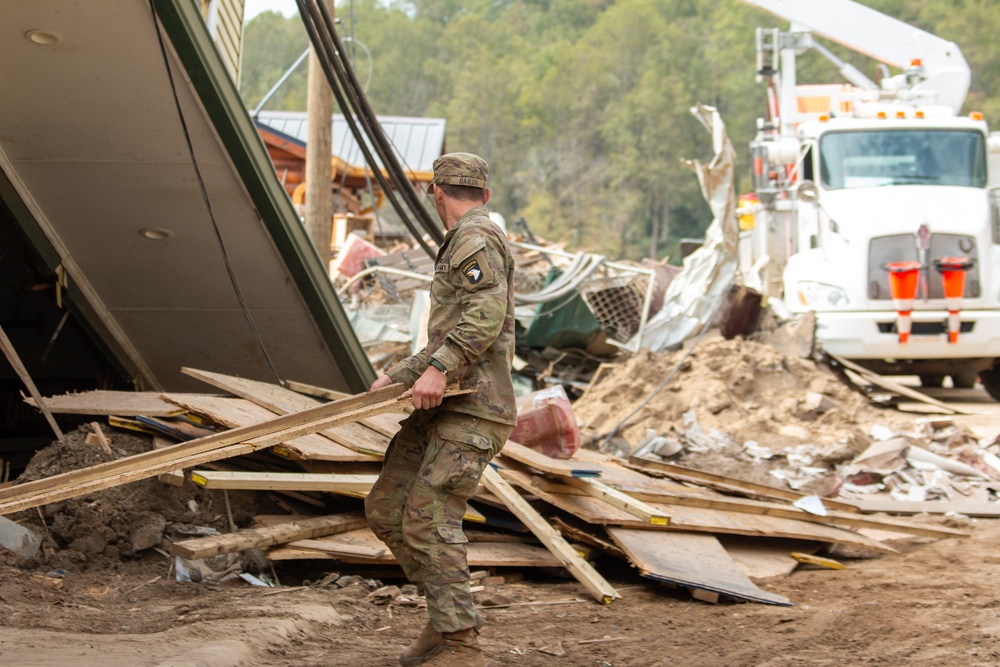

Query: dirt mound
[6,425,270,572]
[573,337,907,494]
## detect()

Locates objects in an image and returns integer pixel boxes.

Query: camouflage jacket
[387,206,516,425]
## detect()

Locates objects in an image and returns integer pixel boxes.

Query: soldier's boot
[421,628,485,667]
[399,622,444,667]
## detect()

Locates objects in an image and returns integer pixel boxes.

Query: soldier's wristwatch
[428,358,447,376]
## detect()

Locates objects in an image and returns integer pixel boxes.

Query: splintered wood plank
[183,368,402,454]
[607,527,792,606]
[153,436,185,486]
[268,527,561,567]
[480,466,619,604]
[0,385,409,515]
[499,442,602,478]
[162,394,380,463]
[25,390,185,416]
[171,512,368,560]
[499,468,895,553]
[627,456,860,513]
[189,471,377,497]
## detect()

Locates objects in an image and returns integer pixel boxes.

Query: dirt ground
[1,513,998,667]
[3,349,1000,666]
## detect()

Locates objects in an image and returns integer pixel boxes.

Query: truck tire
[919,374,945,388]
[980,366,1000,401]
[951,372,978,389]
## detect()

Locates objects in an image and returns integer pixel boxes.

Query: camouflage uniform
[366,154,516,634]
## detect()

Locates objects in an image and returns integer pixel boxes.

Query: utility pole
[304,0,335,272]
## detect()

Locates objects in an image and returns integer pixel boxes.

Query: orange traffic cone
[884,261,922,343]
[933,257,973,344]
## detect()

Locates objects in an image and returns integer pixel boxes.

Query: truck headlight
[797,281,849,307]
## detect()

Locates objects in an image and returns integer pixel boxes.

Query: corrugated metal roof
[255,110,445,174]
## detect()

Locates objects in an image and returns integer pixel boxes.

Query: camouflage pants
[365,410,511,633]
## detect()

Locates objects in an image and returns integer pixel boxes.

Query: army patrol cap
[426,152,489,194]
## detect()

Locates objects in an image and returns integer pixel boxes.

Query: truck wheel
[919,374,945,388]
[951,372,978,389]
[980,366,1000,401]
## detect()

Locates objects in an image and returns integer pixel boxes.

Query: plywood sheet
[162,394,380,462]
[717,536,820,580]
[26,390,185,416]
[182,368,400,454]
[608,527,791,606]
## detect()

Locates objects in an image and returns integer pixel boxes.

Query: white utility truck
[738,0,1000,398]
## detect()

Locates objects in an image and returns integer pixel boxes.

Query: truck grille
[868,233,980,300]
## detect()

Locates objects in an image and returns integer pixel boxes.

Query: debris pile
[572,336,1000,513]
[0,363,978,610]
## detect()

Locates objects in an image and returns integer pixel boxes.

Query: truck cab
[737,0,1000,397]
[778,116,1000,389]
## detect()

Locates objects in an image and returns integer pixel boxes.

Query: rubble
[1,355,986,614]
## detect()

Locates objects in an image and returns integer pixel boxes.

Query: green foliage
[239,0,1000,262]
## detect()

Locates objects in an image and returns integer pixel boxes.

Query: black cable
[296,0,438,258]
[313,0,443,246]
[309,1,439,245]
[148,1,281,383]
[297,0,421,244]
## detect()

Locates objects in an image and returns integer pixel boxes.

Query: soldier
[366,152,516,667]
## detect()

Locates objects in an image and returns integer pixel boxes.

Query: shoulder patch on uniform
[461,258,484,285]
[451,236,486,267]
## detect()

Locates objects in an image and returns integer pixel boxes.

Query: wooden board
[497,442,602,478]
[499,468,896,553]
[170,512,368,560]
[627,456,860,513]
[848,498,1000,517]
[718,536,820,580]
[829,354,970,415]
[26,390,185,416]
[607,527,792,606]
[590,478,966,540]
[286,538,385,559]
[561,476,670,526]
[268,526,562,567]
[189,471,377,496]
[480,466,619,604]
[0,385,409,515]
[183,368,402,454]
[162,394,381,462]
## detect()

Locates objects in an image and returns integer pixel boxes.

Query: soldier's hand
[369,373,394,392]
[405,366,447,410]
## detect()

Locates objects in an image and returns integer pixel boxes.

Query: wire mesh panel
[580,274,652,346]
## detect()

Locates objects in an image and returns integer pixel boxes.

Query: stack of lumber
[11,370,969,608]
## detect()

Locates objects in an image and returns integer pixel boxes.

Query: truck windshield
[819,129,986,190]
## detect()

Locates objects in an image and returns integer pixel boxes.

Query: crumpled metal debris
[639,105,739,352]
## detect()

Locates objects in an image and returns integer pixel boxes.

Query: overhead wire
[295,0,438,258]
[311,0,442,245]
